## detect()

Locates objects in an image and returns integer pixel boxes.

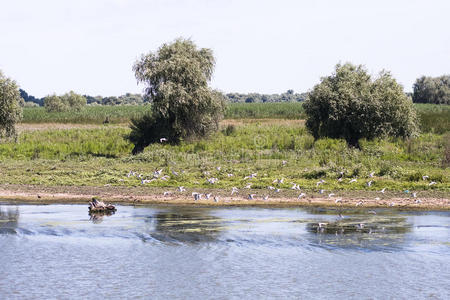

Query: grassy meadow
[1,105,449,196]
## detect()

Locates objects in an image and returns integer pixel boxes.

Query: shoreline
[0,184,448,210]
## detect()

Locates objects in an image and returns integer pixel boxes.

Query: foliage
[304,63,418,147]
[226,90,307,103]
[0,71,23,141]
[129,38,225,153]
[225,102,305,119]
[22,105,151,124]
[44,91,86,112]
[412,75,450,104]
[0,122,447,192]
[20,89,44,106]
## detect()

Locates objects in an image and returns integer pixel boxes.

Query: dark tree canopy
[412,75,450,105]
[0,71,22,141]
[304,63,418,147]
[128,38,225,154]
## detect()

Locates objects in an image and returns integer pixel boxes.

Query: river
[0,203,449,299]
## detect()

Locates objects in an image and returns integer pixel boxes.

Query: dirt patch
[0,184,448,210]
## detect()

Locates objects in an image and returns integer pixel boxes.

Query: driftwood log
[88,197,116,213]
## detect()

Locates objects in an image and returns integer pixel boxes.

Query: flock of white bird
[125,160,437,205]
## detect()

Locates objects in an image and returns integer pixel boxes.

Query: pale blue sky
[1,0,449,97]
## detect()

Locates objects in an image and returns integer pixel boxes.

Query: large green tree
[0,71,23,141]
[304,63,418,147]
[128,38,225,154]
[412,75,450,104]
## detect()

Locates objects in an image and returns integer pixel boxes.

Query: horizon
[1,0,449,98]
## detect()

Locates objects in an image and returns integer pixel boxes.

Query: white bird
[231,187,239,195]
[216,166,221,171]
[244,183,252,189]
[267,186,275,190]
[380,188,386,193]
[227,173,234,177]
[171,170,179,176]
[349,178,357,183]
[248,194,256,200]
[263,195,269,201]
[163,191,171,196]
[375,197,381,201]
[141,178,154,184]
[214,196,219,202]
[429,181,437,186]
[192,192,201,201]
[422,175,429,180]
[154,169,163,177]
[275,188,281,193]
[415,199,422,204]
[160,137,168,143]
[337,178,343,182]
[335,198,342,203]
[291,183,300,190]
[273,178,284,184]
[356,201,363,206]
[298,193,306,199]
[207,177,218,184]
[412,192,417,198]
[244,173,257,180]
[205,193,212,199]
[368,210,377,215]
[328,193,335,198]
[178,186,186,192]
[282,160,287,166]
[160,175,170,181]
[318,222,327,228]
[367,180,373,187]
[369,172,375,178]
[316,179,325,186]
[319,189,325,194]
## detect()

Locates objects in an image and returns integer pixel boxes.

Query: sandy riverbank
[0,184,448,210]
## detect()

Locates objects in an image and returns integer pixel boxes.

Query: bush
[412,75,450,104]
[0,71,22,141]
[44,91,86,112]
[303,63,418,147]
[128,38,225,153]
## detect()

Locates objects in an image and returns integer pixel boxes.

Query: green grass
[21,105,152,124]
[21,103,450,134]
[224,102,306,119]
[1,122,448,193]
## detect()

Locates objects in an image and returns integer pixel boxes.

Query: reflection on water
[151,208,223,243]
[0,203,449,299]
[306,210,412,251]
[89,210,115,224]
[0,205,19,234]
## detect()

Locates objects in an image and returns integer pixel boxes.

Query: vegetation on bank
[0,122,448,193]
[19,103,450,133]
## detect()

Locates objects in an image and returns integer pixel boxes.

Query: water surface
[1,203,449,299]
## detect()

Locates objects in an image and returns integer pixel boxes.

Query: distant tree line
[19,90,307,107]
[226,90,307,103]
[412,75,450,104]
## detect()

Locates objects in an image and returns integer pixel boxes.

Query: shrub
[0,71,22,141]
[304,63,418,147]
[128,38,225,153]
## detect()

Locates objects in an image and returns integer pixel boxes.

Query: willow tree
[0,71,22,141]
[128,38,225,154]
[304,63,418,147]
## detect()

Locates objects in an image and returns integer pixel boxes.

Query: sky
[1,0,449,98]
